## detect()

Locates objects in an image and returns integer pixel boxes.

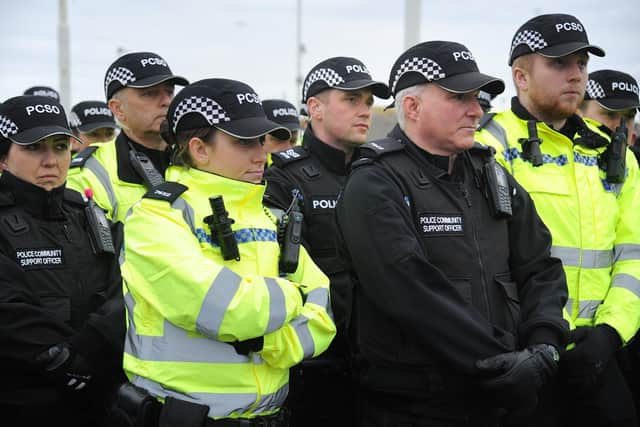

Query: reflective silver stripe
[551,246,613,269]
[612,273,640,297]
[482,119,513,173]
[290,315,315,358]
[124,283,249,364]
[132,376,287,418]
[305,287,330,310]
[265,278,286,334]
[268,207,285,222]
[565,298,574,316]
[196,268,243,338]
[84,156,118,220]
[577,300,603,320]
[614,244,640,263]
[172,197,196,235]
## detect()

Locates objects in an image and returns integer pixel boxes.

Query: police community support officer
[579,70,640,163]
[264,56,389,427]
[475,13,640,427]
[0,96,125,427]
[336,41,569,427]
[69,100,118,154]
[118,78,335,426]
[66,51,188,223]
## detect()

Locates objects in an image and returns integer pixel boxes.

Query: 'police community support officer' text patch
[417,213,464,236]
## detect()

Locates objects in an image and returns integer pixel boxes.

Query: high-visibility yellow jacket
[120,165,336,420]
[476,110,640,343]
[67,134,150,223]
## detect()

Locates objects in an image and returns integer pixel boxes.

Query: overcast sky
[2,0,638,112]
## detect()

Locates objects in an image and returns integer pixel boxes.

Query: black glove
[561,325,620,389]
[36,343,93,391]
[231,337,264,356]
[476,344,559,413]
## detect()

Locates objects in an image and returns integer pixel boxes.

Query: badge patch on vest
[311,196,337,211]
[15,247,65,269]
[417,213,464,236]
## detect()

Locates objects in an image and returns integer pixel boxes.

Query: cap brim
[9,126,84,145]
[336,79,390,99]
[127,74,189,89]
[595,98,640,112]
[216,117,291,140]
[538,42,605,60]
[77,121,118,133]
[435,72,505,97]
[279,121,300,132]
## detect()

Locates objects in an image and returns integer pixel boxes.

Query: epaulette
[143,181,188,203]
[0,190,15,207]
[63,188,88,207]
[469,141,495,156]
[270,146,309,168]
[357,138,405,159]
[69,146,99,168]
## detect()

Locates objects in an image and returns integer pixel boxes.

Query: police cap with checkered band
[167,78,291,141]
[509,13,605,66]
[0,95,83,145]
[389,40,505,98]
[23,86,60,101]
[69,100,117,133]
[262,99,300,132]
[104,52,189,100]
[302,57,389,103]
[585,69,640,112]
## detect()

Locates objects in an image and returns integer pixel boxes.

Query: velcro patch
[417,213,464,236]
[15,247,65,269]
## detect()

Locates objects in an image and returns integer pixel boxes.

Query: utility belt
[111,383,289,427]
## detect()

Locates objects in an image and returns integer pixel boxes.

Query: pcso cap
[23,86,60,101]
[69,100,117,132]
[167,78,291,141]
[262,99,300,132]
[0,95,82,145]
[585,69,640,111]
[509,13,605,65]
[104,51,189,100]
[302,57,389,102]
[389,40,505,98]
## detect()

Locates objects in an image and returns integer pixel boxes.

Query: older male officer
[476,13,640,427]
[66,52,188,223]
[336,40,568,427]
[264,57,389,427]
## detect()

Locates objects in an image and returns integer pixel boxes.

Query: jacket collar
[115,131,171,184]
[303,124,349,175]
[510,97,579,140]
[0,171,66,219]
[389,124,452,177]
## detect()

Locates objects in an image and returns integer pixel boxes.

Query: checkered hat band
[510,30,548,56]
[586,80,606,99]
[172,96,231,133]
[104,67,137,93]
[303,68,345,100]
[0,114,19,138]
[69,112,82,128]
[391,57,446,93]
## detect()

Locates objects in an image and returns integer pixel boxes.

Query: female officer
[0,95,125,426]
[119,78,335,426]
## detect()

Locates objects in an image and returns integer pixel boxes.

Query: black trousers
[287,360,355,427]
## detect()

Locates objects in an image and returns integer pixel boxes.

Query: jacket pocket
[493,273,520,335]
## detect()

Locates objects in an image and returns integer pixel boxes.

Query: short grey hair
[394,84,427,130]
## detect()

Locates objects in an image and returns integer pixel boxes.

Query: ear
[402,93,421,123]
[108,97,126,124]
[513,66,529,93]
[187,137,209,166]
[307,97,323,121]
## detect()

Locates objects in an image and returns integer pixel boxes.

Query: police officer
[66,51,188,223]
[117,78,335,426]
[579,70,640,162]
[475,13,640,427]
[262,99,301,155]
[23,85,60,101]
[336,40,568,427]
[69,100,118,154]
[0,95,125,426]
[264,56,389,427]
